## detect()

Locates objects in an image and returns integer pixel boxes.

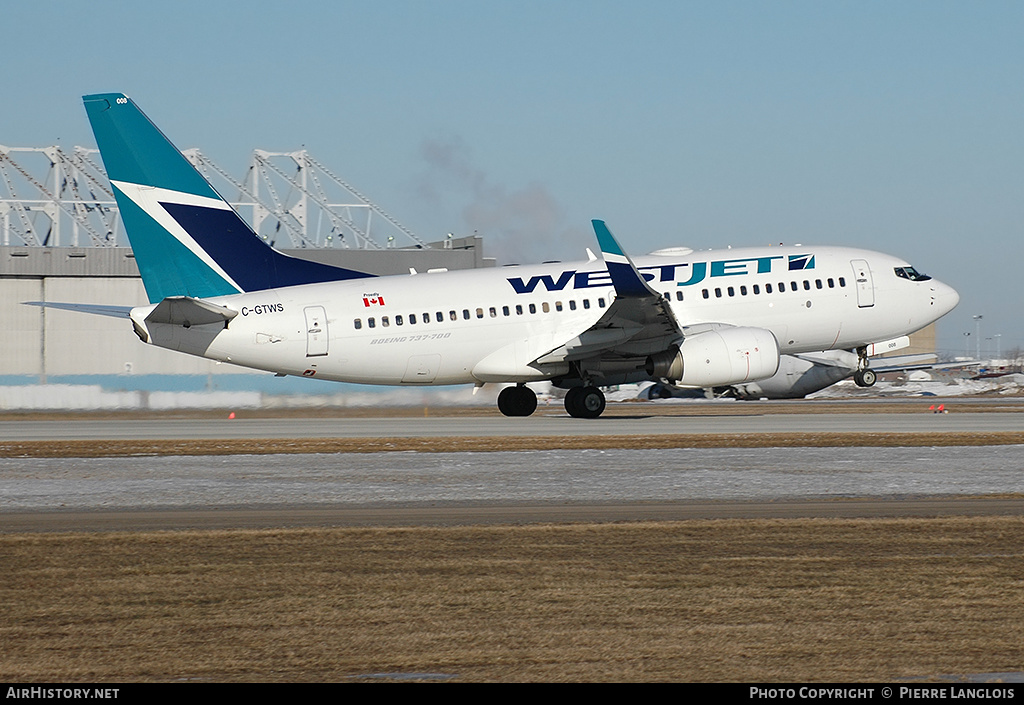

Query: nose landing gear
[853,368,877,387]
[853,346,877,387]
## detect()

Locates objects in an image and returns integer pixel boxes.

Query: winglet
[592,220,658,298]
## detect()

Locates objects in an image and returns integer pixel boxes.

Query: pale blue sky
[5,1,1023,355]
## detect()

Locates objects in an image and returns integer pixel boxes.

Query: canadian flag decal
[362,294,385,307]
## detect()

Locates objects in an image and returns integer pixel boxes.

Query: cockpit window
[894,266,932,282]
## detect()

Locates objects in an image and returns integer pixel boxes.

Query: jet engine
[645,326,780,387]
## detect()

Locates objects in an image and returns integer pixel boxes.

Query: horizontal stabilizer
[144,296,239,327]
[23,301,132,318]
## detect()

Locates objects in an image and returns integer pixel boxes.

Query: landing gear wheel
[564,387,583,417]
[497,385,538,417]
[853,368,877,387]
[564,385,606,419]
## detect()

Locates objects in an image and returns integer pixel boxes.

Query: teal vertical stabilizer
[83,93,373,304]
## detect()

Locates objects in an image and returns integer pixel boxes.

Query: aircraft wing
[23,301,133,318]
[535,221,684,364]
[869,353,940,373]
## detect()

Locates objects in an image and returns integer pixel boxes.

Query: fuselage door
[304,306,329,357]
[851,259,875,308]
[402,354,441,383]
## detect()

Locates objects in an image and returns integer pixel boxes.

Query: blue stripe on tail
[160,202,371,291]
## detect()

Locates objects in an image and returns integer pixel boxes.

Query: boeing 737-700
[31,93,960,418]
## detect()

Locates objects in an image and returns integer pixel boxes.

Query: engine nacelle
[645,326,780,387]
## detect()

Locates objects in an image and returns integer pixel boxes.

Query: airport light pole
[973,315,983,360]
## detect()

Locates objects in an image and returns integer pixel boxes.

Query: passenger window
[368,318,376,328]
[675,291,683,301]
[766,283,773,294]
[702,289,710,299]
[542,302,550,313]
[436,312,443,322]
[516,304,523,315]
[529,303,537,314]
[753,284,760,295]
[727,286,735,297]
[476,308,484,319]
[555,301,563,312]
[583,299,591,309]
[354,319,362,329]
[381,316,389,327]
[839,277,846,287]
[503,306,510,316]
[598,298,606,308]
[395,315,403,326]
[489,307,497,318]
[569,300,577,310]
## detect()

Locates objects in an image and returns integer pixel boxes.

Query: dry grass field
[3,516,1023,682]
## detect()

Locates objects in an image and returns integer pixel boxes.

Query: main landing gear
[564,385,606,419]
[497,384,538,417]
[495,383,608,418]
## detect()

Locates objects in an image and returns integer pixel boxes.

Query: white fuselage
[131,244,959,387]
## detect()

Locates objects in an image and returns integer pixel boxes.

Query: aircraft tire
[565,386,605,419]
[497,387,517,416]
[578,386,606,418]
[498,385,537,417]
[514,385,538,416]
[563,387,583,417]
[854,369,877,388]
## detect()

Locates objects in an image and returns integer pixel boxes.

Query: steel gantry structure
[1,145,425,250]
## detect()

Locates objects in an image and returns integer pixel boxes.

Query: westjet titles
[508,253,815,294]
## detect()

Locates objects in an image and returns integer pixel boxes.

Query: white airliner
[36,93,959,418]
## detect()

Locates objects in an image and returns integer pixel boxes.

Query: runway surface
[3,408,1024,440]
[2,400,1022,531]
[6,407,1024,440]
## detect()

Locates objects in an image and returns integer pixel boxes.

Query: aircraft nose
[933,280,960,316]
